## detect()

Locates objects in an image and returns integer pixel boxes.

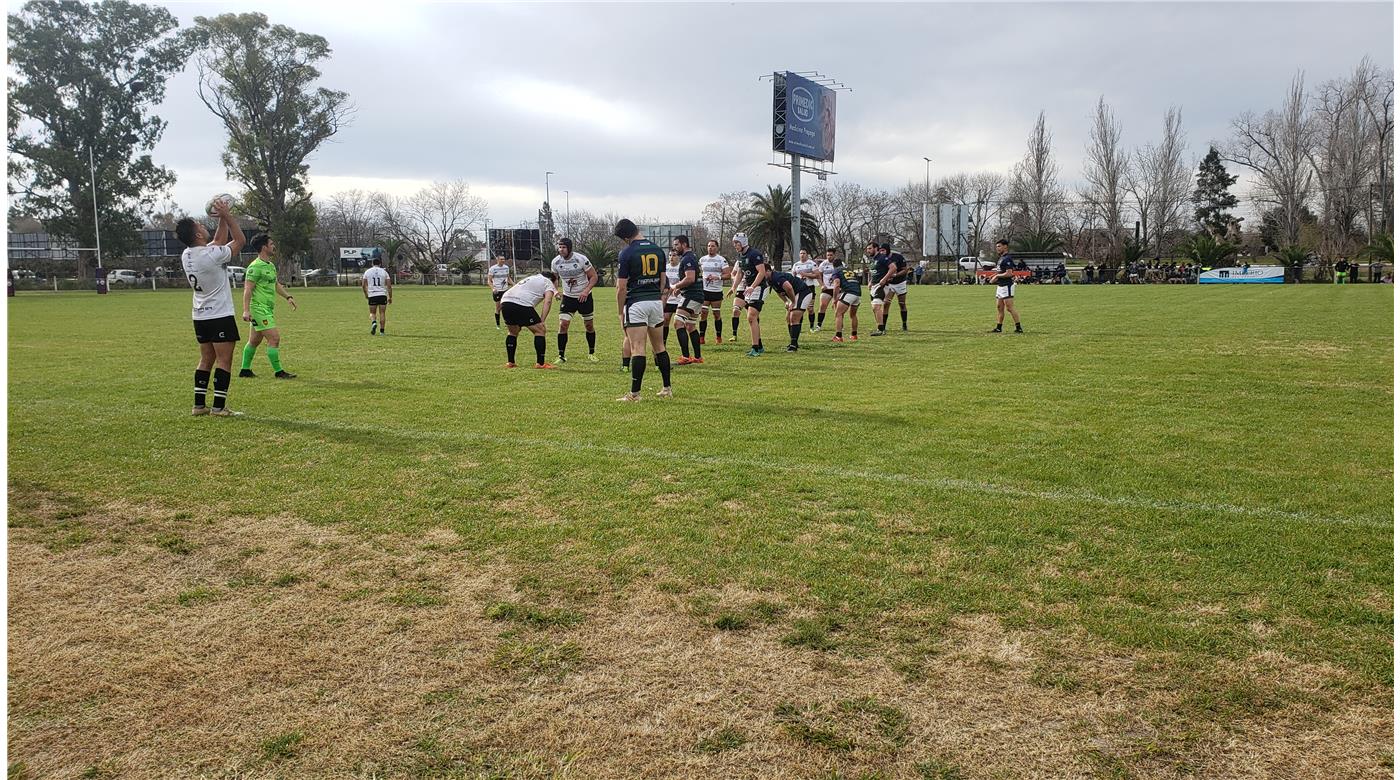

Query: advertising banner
[1198,266,1285,284]
[772,72,836,163]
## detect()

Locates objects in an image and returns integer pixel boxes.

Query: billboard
[488,228,542,263]
[1198,265,1285,284]
[339,246,380,270]
[923,204,968,256]
[772,72,836,163]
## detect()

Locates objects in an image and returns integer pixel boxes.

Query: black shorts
[193,315,240,344]
[492,290,505,302]
[500,302,541,327]
[663,302,678,314]
[368,295,387,306]
[703,290,725,303]
[560,294,594,317]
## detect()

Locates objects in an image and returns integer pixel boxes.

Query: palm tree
[1180,234,1236,267]
[579,237,617,283]
[1272,244,1311,282]
[1359,233,1393,264]
[1014,231,1063,252]
[739,185,822,269]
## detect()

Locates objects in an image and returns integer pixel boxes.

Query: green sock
[241,342,257,370]
[267,346,283,373]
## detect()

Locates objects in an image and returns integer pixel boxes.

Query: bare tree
[1355,57,1394,235]
[376,180,488,272]
[699,191,750,245]
[312,189,382,270]
[1082,96,1129,252]
[1127,107,1193,254]
[1309,62,1374,257]
[806,180,868,258]
[1007,111,1067,239]
[965,172,1006,257]
[1221,72,1316,247]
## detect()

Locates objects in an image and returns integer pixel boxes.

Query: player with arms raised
[178,196,245,416]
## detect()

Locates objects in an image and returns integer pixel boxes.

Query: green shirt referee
[240,234,299,379]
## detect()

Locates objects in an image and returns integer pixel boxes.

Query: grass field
[6,283,1393,779]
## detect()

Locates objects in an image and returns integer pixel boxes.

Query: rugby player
[829,256,862,342]
[698,239,729,344]
[768,270,814,352]
[488,255,512,329]
[883,243,911,331]
[791,249,821,331]
[668,235,705,364]
[663,248,683,348]
[550,238,598,363]
[239,234,298,378]
[178,198,245,416]
[868,242,897,336]
[730,232,769,357]
[815,247,839,331]
[614,219,673,401]
[499,271,559,368]
[989,238,1024,333]
[361,254,391,335]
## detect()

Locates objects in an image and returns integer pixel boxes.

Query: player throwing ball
[550,238,599,363]
[362,254,392,335]
[614,219,673,401]
[989,238,1024,333]
[239,234,298,378]
[499,271,560,368]
[488,255,513,329]
[178,197,245,416]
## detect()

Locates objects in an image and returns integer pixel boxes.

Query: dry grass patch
[8,487,1391,779]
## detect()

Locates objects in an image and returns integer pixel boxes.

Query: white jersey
[819,260,838,289]
[500,274,555,307]
[363,266,390,296]
[700,254,728,293]
[792,259,819,287]
[488,264,512,292]
[665,263,683,304]
[181,244,235,321]
[550,252,593,297]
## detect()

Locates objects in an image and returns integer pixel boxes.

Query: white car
[106,269,140,286]
[958,256,994,271]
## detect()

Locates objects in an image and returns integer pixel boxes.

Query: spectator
[1053,262,1066,284]
[1334,257,1349,284]
[1369,258,1382,283]
[914,261,925,285]
[1083,263,1094,284]
[1349,258,1359,284]
[1015,258,1028,272]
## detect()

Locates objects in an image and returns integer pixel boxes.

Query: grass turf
[7,283,1394,775]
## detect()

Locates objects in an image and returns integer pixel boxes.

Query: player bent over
[500,271,560,368]
[239,234,298,378]
[698,239,729,344]
[830,257,862,342]
[178,198,245,416]
[550,238,598,363]
[488,255,513,329]
[668,236,705,364]
[989,238,1023,333]
[768,270,814,352]
[816,247,839,331]
[614,219,673,401]
[361,254,392,335]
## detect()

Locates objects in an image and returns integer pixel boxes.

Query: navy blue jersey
[738,246,767,288]
[617,239,665,302]
[889,253,908,280]
[769,271,810,299]
[677,250,703,301]
[997,254,1015,287]
[872,255,892,284]
[836,266,861,295]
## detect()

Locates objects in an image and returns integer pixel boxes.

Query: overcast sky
[147,1,1393,227]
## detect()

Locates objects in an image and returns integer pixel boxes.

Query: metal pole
[89,146,102,273]
[789,156,800,272]
[564,191,570,238]
[545,171,553,212]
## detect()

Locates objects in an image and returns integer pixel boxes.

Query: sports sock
[240,343,256,370]
[808,309,816,327]
[212,368,230,410]
[494,312,501,327]
[622,355,629,369]
[731,316,739,336]
[662,325,669,346]
[266,347,283,373]
[533,335,546,364]
[789,324,800,346]
[194,369,210,407]
[757,339,764,350]
[852,326,858,337]
[690,330,702,359]
[901,308,908,328]
[818,311,826,327]
[585,330,596,353]
[505,334,518,363]
[699,318,708,338]
[677,330,690,358]
[836,330,843,338]
[630,354,646,393]
[558,332,568,357]
[655,351,671,387]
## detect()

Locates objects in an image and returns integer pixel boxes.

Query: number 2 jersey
[181,243,235,321]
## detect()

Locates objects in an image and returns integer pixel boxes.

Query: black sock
[699,319,708,338]
[558,332,568,357]
[534,335,546,364]
[852,325,858,337]
[495,312,500,327]
[836,330,843,338]
[506,335,518,363]
[690,330,702,359]
[662,325,669,346]
[808,309,815,327]
[731,316,739,336]
[622,356,630,369]
[655,351,671,388]
[677,329,690,357]
[194,369,210,407]
[789,323,800,346]
[630,354,646,393]
[818,312,826,327]
[585,330,596,353]
[212,368,230,410]
[901,308,908,327]
[714,317,722,335]
[757,339,764,350]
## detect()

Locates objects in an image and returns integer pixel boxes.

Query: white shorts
[745,285,769,304]
[890,282,908,295]
[623,299,664,327]
[995,284,1015,300]
[676,297,703,317]
[839,292,861,308]
[791,291,814,311]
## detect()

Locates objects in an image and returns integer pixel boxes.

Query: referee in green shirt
[240,234,298,378]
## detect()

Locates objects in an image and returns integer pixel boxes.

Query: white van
[106,269,140,286]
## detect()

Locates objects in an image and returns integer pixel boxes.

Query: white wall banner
[1198,265,1285,284]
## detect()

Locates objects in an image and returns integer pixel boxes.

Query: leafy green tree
[1359,232,1393,264]
[739,185,822,268]
[578,237,617,280]
[1191,146,1239,240]
[1272,244,1312,283]
[1013,231,1063,252]
[192,12,352,277]
[8,0,193,276]
[1179,233,1237,267]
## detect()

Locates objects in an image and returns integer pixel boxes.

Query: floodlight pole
[89,146,102,272]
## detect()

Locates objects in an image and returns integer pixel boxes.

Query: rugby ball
[205,193,235,216]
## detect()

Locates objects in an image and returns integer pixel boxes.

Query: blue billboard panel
[772,72,836,163]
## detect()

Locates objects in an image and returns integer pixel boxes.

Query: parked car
[226,265,246,285]
[958,256,994,271]
[106,269,141,286]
